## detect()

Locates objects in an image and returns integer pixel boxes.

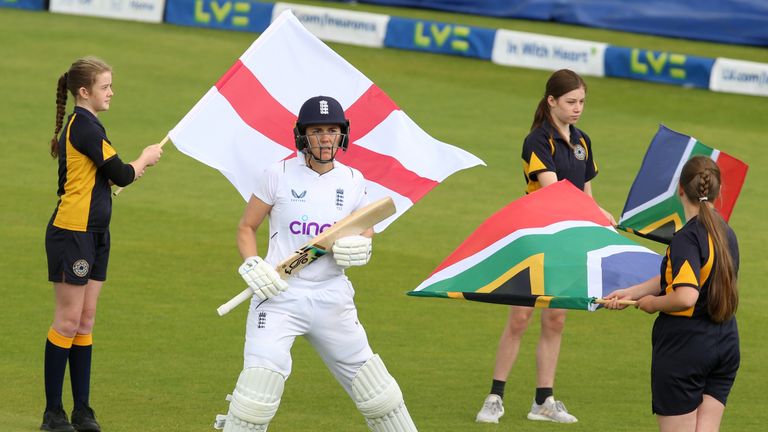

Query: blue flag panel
[622,126,691,214]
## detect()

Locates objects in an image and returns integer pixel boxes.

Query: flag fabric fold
[617,125,748,244]
[409,181,661,311]
[169,10,484,231]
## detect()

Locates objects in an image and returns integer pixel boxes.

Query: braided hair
[679,155,738,322]
[50,57,112,158]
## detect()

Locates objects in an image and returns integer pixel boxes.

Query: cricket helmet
[294,96,350,152]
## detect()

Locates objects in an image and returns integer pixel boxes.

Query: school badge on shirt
[573,144,586,161]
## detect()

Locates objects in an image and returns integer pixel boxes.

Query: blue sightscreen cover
[358,0,768,46]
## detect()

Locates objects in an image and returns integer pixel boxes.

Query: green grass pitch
[1,1,767,430]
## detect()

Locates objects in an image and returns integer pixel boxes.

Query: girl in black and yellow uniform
[477,69,616,425]
[605,155,740,432]
[43,57,163,432]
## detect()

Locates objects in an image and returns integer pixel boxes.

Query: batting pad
[365,404,418,432]
[224,367,285,432]
[351,355,417,432]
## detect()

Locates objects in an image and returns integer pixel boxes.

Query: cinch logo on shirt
[290,215,332,236]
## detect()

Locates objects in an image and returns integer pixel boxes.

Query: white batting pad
[365,404,419,432]
[224,367,285,432]
[351,355,417,431]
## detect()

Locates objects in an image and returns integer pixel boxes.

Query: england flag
[169,10,484,231]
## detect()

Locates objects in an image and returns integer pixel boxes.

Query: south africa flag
[618,125,748,244]
[408,181,660,311]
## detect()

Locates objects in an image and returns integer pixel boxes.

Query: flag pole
[592,299,638,306]
[112,135,170,197]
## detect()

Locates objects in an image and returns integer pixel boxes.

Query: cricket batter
[219,96,418,432]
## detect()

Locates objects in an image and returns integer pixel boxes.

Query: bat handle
[217,287,254,316]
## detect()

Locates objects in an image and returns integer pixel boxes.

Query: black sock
[535,387,553,405]
[44,328,73,411]
[490,380,506,398]
[70,334,93,410]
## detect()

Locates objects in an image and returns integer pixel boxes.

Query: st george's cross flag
[617,125,748,244]
[168,10,484,231]
[409,181,661,311]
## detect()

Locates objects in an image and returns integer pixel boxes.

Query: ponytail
[680,156,738,322]
[530,69,586,133]
[51,72,68,158]
[530,97,551,132]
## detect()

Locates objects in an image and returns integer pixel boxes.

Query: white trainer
[475,394,505,423]
[527,396,578,423]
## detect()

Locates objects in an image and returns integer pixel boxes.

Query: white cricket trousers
[243,276,374,395]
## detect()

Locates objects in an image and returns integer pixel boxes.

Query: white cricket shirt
[254,155,369,282]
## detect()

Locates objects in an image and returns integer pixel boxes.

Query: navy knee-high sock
[70,333,93,410]
[45,327,73,411]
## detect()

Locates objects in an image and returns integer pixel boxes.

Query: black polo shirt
[521,120,597,193]
[658,215,740,319]
[50,106,117,232]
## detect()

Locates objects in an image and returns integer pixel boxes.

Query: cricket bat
[216,196,396,316]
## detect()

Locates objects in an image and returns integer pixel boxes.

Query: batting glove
[238,256,289,300]
[332,235,372,267]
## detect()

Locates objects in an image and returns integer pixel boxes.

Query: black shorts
[651,314,740,416]
[45,224,110,285]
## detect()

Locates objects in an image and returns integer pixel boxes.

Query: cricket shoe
[527,396,578,423]
[475,394,504,423]
[71,406,101,432]
[40,405,75,432]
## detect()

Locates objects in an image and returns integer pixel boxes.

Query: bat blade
[275,196,396,278]
[217,196,396,316]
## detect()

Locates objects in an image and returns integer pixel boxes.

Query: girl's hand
[599,206,617,226]
[602,288,633,310]
[142,143,163,166]
[636,295,658,314]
